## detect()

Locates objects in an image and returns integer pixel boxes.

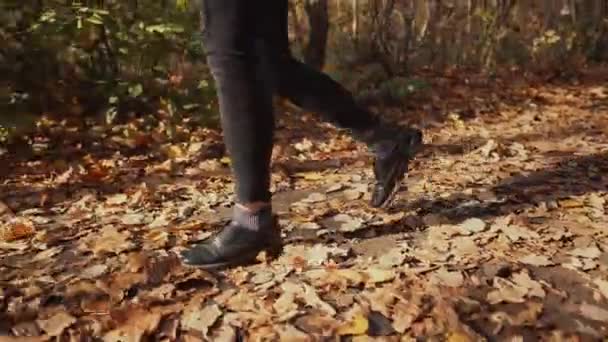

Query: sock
[232,204,273,232]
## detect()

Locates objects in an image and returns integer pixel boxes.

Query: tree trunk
[303,0,329,70]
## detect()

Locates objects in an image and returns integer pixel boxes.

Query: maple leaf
[88,226,134,255]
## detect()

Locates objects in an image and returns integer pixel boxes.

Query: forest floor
[1,68,608,341]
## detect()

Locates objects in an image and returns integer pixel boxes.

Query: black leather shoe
[369,127,423,208]
[180,208,282,270]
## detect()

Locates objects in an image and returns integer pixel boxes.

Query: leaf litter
[1,73,608,340]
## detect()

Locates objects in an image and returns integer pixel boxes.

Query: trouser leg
[202,0,274,203]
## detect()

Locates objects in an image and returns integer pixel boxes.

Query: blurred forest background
[1,0,608,144]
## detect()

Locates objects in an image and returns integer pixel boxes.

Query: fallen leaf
[106,194,128,205]
[579,303,608,323]
[392,301,421,333]
[82,264,108,279]
[274,291,299,318]
[32,246,62,262]
[377,248,406,268]
[512,271,545,299]
[54,166,74,184]
[166,144,185,159]
[593,278,608,299]
[90,227,133,255]
[568,245,602,259]
[432,268,464,287]
[336,315,368,336]
[447,331,473,342]
[144,229,170,249]
[306,244,349,266]
[560,198,584,208]
[212,323,238,342]
[37,312,76,337]
[300,222,320,230]
[1,218,35,242]
[277,324,311,341]
[343,189,363,201]
[500,224,539,242]
[302,192,327,204]
[181,304,223,335]
[121,212,146,225]
[103,308,162,342]
[459,218,486,234]
[366,268,396,284]
[519,254,554,267]
[302,283,336,316]
[326,184,345,193]
[0,241,28,250]
[333,214,364,232]
[487,278,529,304]
[98,272,146,301]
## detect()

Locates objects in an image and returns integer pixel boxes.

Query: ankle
[236,202,271,214]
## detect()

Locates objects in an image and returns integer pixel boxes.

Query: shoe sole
[181,239,283,271]
[372,136,423,208]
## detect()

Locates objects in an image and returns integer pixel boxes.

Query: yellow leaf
[336,315,368,336]
[296,172,323,180]
[366,268,396,284]
[166,145,185,159]
[220,156,231,165]
[447,331,473,342]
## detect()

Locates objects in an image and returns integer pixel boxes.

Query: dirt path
[1,74,607,340]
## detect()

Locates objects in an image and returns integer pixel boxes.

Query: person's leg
[261,0,380,139]
[203,0,274,206]
[262,0,424,208]
[180,0,281,269]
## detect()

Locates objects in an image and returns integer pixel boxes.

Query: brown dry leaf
[447,331,474,342]
[1,218,35,242]
[302,283,336,316]
[181,304,223,336]
[377,248,406,268]
[54,166,74,184]
[366,268,396,284]
[106,194,128,206]
[97,272,146,301]
[274,290,299,319]
[89,227,133,255]
[519,254,554,267]
[392,301,422,334]
[579,303,608,323]
[103,308,162,342]
[593,278,608,299]
[487,278,529,304]
[333,214,364,232]
[336,315,369,336]
[432,268,465,287]
[343,189,363,201]
[143,229,170,249]
[81,264,108,279]
[560,198,585,208]
[459,218,486,234]
[277,325,311,341]
[306,244,349,266]
[500,224,539,242]
[0,337,46,342]
[212,323,237,342]
[567,245,602,259]
[302,192,327,204]
[364,288,396,318]
[37,311,76,337]
[125,252,148,273]
[32,246,62,262]
[0,240,28,251]
[166,144,185,159]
